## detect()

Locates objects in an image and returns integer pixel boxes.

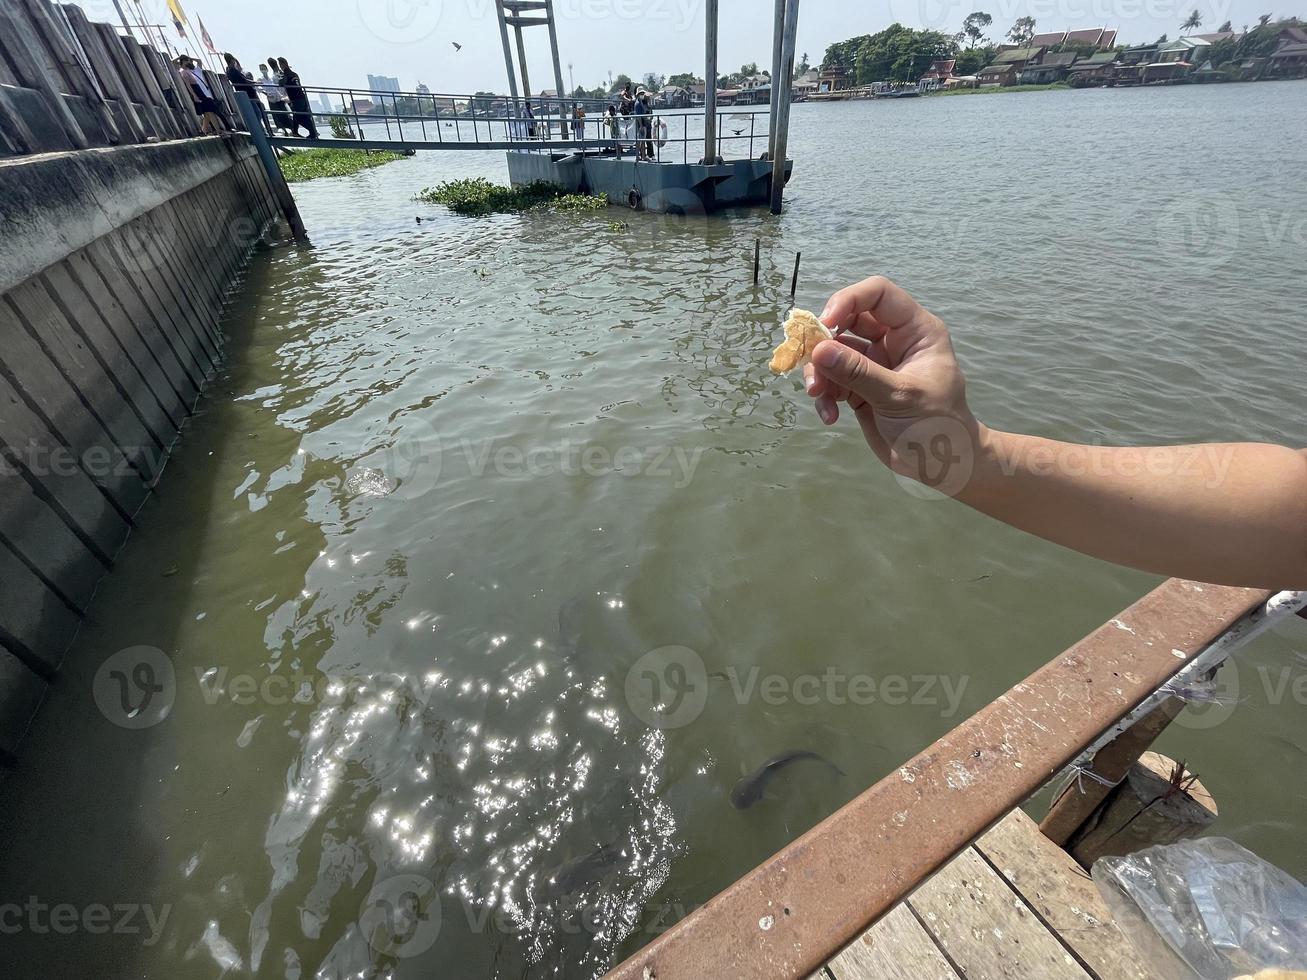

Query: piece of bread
[769,308,833,375]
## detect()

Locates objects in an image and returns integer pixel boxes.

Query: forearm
[958,428,1307,588]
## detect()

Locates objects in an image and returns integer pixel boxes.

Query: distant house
[688,83,706,105]
[977,63,1018,86]
[1065,50,1118,85]
[918,58,956,90]
[1119,44,1158,65]
[349,98,376,114]
[656,84,691,108]
[1268,38,1307,77]
[794,68,820,98]
[737,75,771,105]
[1021,51,1078,82]
[1191,59,1225,82]
[815,64,852,94]
[1029,28,1117,50]
[992,46,1046,71]
[1157,37,1210,64]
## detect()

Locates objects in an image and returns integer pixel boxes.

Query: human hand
[803,276,983,492]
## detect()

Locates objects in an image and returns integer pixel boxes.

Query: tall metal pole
[703,0,718,163]
[544,0,569,137]
[767,0,785,158]
[513,27,532,104]
[493,0,521,115]
[768,0,799,214]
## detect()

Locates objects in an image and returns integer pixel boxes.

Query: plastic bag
[1093,837,1307,980]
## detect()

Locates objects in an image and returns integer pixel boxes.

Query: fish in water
[549,842,624,894]
[731,750,845,809]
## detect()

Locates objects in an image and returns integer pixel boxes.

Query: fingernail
[818,402,836,425]
[812,343,840,369]
[804,374,816,393]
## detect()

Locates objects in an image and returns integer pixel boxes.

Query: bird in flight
[452,41,462,51]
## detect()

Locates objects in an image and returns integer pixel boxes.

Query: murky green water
[2,84,1305,978]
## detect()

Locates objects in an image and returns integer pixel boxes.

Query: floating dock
[506,149,792,213]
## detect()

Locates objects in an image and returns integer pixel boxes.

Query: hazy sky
[113,0,1287,94]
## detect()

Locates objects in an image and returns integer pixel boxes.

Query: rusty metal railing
[606,579,1307,980]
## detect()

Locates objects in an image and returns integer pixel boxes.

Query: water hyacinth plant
[416,178,608,217]
[280,148,405,183]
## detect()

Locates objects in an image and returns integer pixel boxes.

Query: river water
[2,83,1305,978]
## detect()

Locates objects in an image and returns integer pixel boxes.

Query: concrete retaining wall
[0,133,281,764]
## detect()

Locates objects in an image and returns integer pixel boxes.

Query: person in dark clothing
[222,52,267,133]
[634,88,654,160]
[258,62,293,134]
[276,57,318,138]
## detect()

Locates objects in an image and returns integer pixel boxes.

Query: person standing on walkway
[633,88,653,160]
[276,57,318,138]
[257,63,293,134]
[222,53,266,134]
[175,56,231,134]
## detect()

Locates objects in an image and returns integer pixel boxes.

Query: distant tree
[471,90,498,111]
[667,72,700,88]
[1156,33,1170,43]
[739,62,760,77]
[1258,13,1272,25]
[1218,19,1232,31]
[954,45,993,74]
[571,85,588,99]
[795,52,811,78]
[960,11,993,48]
[612,72,634,92]
[642,72,665,92]
[1182,9,1202,33]
[1007,15,1035,46]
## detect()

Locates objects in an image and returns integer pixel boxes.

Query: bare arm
[803,276,1307,589]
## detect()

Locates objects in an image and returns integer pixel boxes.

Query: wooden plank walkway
[819,810,1158,980]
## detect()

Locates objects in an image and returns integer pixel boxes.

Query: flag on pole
[198,15,217,55]
[166,0,189,38]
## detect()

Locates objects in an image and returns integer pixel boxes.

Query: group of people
[173,52,317,139]
[225,54,318,138]
[606,84,659,160]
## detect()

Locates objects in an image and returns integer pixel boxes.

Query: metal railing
[259,84,774,163]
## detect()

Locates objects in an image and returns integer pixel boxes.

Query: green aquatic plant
[279,148,404,182]
[416,178,607,217]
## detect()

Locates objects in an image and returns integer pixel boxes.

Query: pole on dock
[769,0,800,214]
[544,0,569,137]
[237,93,306,238]
[753,239,761,285]
[514,27,533,107]
[493,0,522,114]
[767,0,785,158]
[790,251,801,298]
[703,0,718,164]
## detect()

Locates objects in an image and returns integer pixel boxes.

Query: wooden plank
[907,848,1092,980]
[975,810,1159,980]
[0,295,147,516]
[826,904,960,980]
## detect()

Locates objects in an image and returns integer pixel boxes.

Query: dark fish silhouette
[549,842,624,894]
[731,750,844,809]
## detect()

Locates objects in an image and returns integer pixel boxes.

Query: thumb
[811,340,896,406]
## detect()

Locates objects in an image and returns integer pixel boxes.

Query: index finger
[819,276,927,334]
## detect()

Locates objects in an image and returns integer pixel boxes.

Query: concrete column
[704,0,718,163]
